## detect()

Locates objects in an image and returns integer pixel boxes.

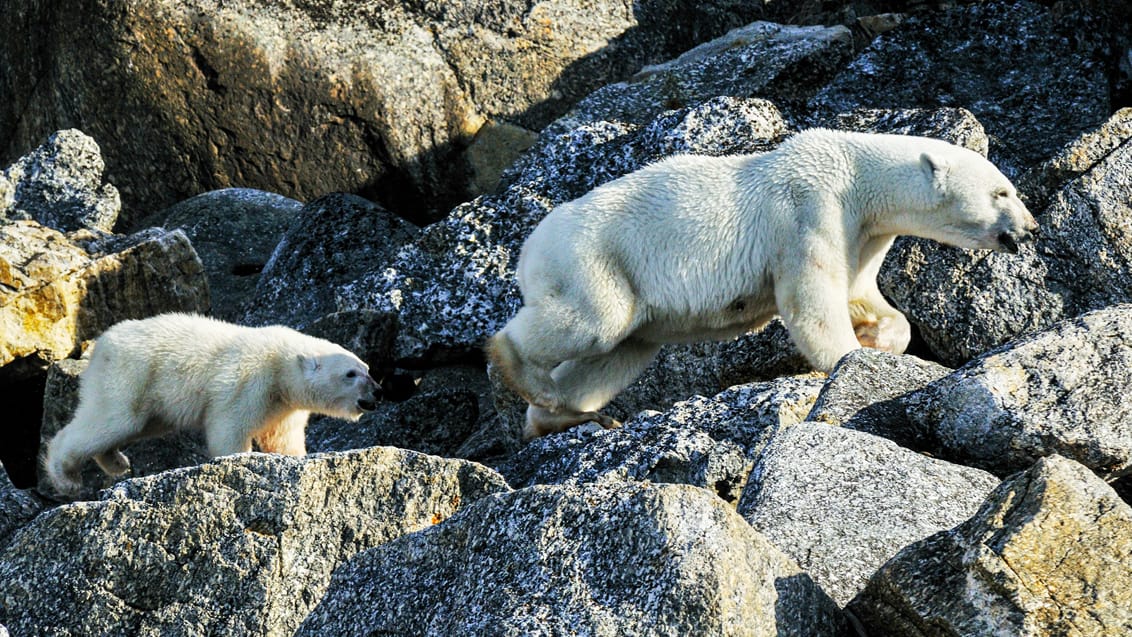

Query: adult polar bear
[488,128,1038,439]
[44,313,380,496]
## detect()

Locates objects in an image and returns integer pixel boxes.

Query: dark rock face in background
[0,0,766,229]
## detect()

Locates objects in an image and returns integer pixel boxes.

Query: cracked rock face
[298,482,849,637]
[849,455,1132,636]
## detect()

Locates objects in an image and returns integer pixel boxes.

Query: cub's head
[921,147,1038,253]
[299,351,380,420]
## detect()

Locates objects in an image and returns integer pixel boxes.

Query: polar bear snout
[997,226,1037,254]
[356,374,380,412]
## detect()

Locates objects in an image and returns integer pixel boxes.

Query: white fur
[487,128,1038,439]
[44,313,379,496]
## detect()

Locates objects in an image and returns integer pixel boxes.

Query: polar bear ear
[920,152,949,192]
[298,354,322,375]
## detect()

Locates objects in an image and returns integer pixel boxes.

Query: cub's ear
[920,152,949,191]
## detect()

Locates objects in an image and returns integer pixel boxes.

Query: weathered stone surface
[242,193,417,331]
[905,304,1132,479]
[0,1,764,226]
[809,1,1112,178]
[154,188,303,321]
[807,348,951,447]
[814,106,988,154]
[0,464,45,550]
[0,448,510,636]
[849,455,1132,636]
[738,422,999,606]
[299,482,848,636]
[338,96,791,363]
[498,378,823,505]
[36,356,210,500]
[0,222,209,374]
[0,129,119,232]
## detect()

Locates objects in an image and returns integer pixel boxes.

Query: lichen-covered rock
[337,96,791,363]
[904,304,1132,479]
[0,222,209,374]
[298,482,848,637]
[498,377,823,504]
[0,129,120,233]
[849,455,1132,636]
[0,448,510,636]
[242,193,417,331]
[154,188,304,320]
[0,464,45,550]
[806,348,951,448]
[737,422,999,606]
[809,1,1112,178]
[0,1,764,226]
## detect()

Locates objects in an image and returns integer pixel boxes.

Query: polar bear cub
[487,128,1038,439]
[44,313,380,496]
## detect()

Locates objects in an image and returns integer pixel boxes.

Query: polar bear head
[298,351,380,420]
[920,147,1038,253]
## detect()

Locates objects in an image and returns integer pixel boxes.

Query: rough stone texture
[298,482,848,637]
[0,448,511,636]
[0,1,765,227]
[338,96,792,363]
[0,222,210,374]
[737,422,999,606]
[849,455,1132,636]
[807,349,951,448]
[153,188,303,321]
[808,1,1112,178]
[543,21,852,138]
[814,106,989,155]
[242,192,418,332]
[36,356,211,501]
[0,129,120,232]
[905,304,1132,480]
[879,107,1132,366]
[0,464,45,550]
[498,377,823,505]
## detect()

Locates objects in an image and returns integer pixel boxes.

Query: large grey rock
[809,1,1112,178]
[154,188,304,321]
[242,193,417,331]
[807,348,951,448]
[0,129,119,233]
[337,96,792,363]
[905,304,1132,479]
[849,455,1132,636]
[0,1,764,226]
[298,482,849,636]
[737,422,999,606]
[1,448,510,636]
[498,377,824,505]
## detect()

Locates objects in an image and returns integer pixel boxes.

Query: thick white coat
[487,128,1038,438]
[44,313,379,496]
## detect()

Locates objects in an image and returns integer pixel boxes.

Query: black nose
[998,232,1020,254]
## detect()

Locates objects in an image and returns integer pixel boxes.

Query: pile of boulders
[2,1,1131,634]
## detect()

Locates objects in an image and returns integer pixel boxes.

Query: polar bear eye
[993,188,1010,199]
[346,370,357,379]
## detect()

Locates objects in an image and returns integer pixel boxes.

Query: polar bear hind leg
[44,403,145,495]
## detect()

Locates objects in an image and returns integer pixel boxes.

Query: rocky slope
[2,1,1132,635]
